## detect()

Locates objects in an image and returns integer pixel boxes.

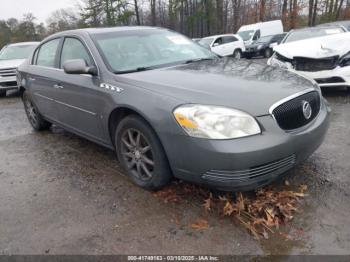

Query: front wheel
[233,49,242,59]
[264,48,273,58]
[22,91,51,131]
[115,115,172,190]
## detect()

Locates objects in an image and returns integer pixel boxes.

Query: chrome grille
[0,68,17,77]
[202,155,296,182]
[272,91,321,130]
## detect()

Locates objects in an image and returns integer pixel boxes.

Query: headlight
[340,52,350,67]
[173,105,261,139]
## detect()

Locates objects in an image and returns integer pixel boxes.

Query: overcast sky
[0,0,81,24]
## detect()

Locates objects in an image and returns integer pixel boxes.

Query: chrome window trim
[268,87,318,115]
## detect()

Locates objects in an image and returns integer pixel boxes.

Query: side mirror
[212,43,219,47]
[63,59,97,76]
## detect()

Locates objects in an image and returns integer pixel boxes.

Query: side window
[213,37,223,46]
[36,39,60,68]
[222,36,238,44]
[60,37,92,68]
[252,30,261,40]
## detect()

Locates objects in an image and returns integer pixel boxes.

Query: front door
[54,37,105,142]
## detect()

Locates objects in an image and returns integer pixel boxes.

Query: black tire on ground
[233,49,242,59]
[22,91,51,131]
[0,90,6,97]
[264,48,273,58]
[115,115,172,190]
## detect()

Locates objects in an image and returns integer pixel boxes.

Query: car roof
[47,26,162,39]
[290,25,345,32]
[202,34,237,39]
[7,41,40,47]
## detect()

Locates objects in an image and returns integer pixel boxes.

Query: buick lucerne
[17,27,330,191]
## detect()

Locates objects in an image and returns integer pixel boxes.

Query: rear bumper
[164,99,330,191]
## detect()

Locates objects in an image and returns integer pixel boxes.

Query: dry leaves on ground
[152,181,308,239]
[191,218,209,230]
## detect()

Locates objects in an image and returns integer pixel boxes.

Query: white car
[267,26,350,88]
[0,41,39,97]
[198,34,245,58]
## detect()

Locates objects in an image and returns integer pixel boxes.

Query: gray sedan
[17,27,330,191]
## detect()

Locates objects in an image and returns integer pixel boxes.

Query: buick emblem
[302,100,312,120]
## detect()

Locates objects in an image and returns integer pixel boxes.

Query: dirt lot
[0,79,350,255]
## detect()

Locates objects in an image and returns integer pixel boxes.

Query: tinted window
[36,39,60,68]
[60,37,92,68]
[214,37,223,45]
[222,36,237,44]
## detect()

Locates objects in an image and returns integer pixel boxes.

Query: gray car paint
[17,27,330,191]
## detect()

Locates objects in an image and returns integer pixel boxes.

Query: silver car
[0,42,39,97]
[17,27,330,191]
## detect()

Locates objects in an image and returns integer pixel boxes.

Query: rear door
[28,38,62,121]
[211,37,225,56]
[221,36,239,55]
[54,36,105,142]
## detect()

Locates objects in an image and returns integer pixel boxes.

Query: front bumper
[268,57,350,88]
[0,76,18,91]
[164,99,330,191]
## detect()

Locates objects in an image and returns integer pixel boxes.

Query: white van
[237,20,283,46]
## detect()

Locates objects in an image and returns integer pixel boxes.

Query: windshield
[0,44,37,60]
[284,27,345,43]
[198,37,214,48]
[255,35,274,43]
[237,30,255,41]
[92,29,216,73]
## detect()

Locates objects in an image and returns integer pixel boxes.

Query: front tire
[22,91,51,131]
[264,48,273,58]
[115,115,172,190]
[0,90,6,97]
[233,49,242,59]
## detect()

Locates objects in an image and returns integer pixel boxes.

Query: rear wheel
[233,49,242,59]
[22,91,51,131]
[264,48,273,58]
[115,115,172,190]
[0,90,6,97]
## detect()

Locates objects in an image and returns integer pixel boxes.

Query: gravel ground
[0,64,350,255]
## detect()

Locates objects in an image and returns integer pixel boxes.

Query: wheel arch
[108,105,161,148]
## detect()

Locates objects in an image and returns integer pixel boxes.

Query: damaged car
[268,26,350,88]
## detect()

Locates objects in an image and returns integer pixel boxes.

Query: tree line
[1,0,350,49]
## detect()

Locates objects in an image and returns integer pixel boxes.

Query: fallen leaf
[191,218,209,230]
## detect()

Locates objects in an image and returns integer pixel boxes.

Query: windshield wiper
[114,66,155,74]
[184,57,215,64]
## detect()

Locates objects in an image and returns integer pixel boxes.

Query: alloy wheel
[24,97,39,127]
[120,128,154,181]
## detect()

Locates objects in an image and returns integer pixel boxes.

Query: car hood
[116,58,316,116]
[0,59,26,69]
[274,32,350,59]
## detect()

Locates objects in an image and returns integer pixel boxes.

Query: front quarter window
[92,29,216,73]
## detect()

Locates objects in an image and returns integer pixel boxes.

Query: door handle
[53,84,64,89]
